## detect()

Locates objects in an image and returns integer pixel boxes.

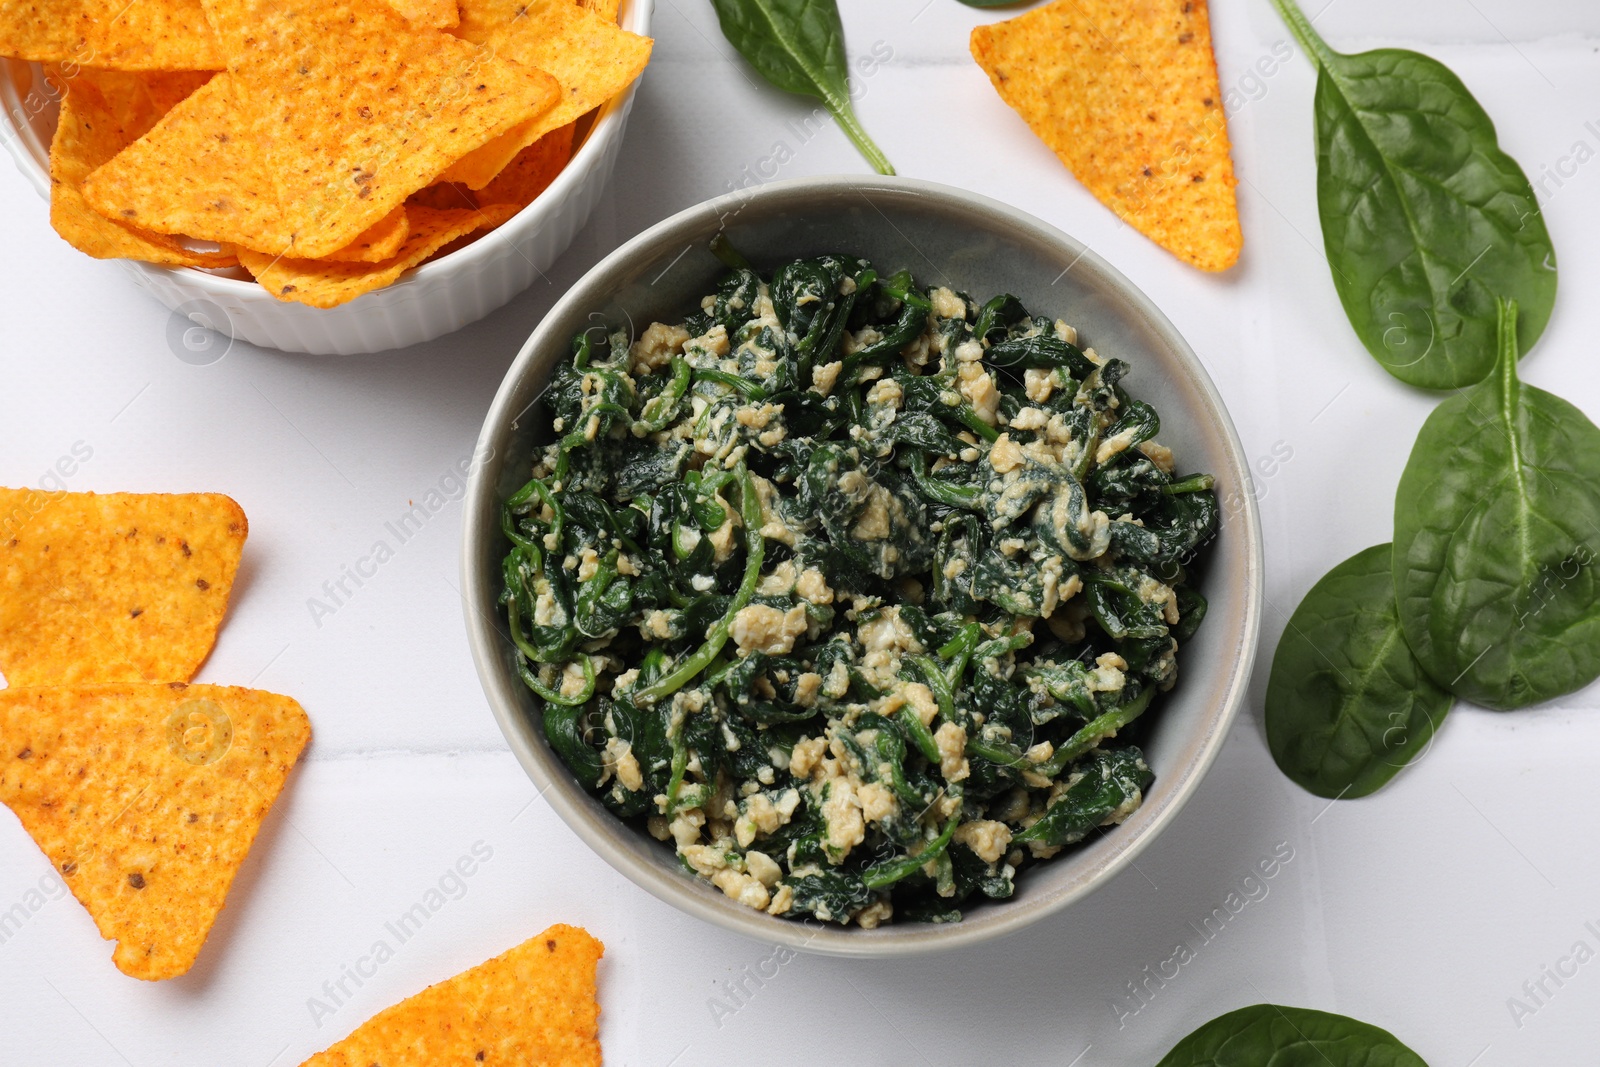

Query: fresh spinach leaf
[1157,1004,1428,1067]
[1270,0,1556,389]
[1393,299,1600,709]
[1267,543,1451,798]
[708,0,894,175]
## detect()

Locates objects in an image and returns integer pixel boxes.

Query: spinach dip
[500,255,1217,927]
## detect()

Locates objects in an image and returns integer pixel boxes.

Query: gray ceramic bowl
[462,175,1262,957]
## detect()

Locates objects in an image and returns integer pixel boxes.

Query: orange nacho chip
[0,490,246,687]
[81,0,560,259]
[441,0,650,188]
[318,206,411,265]
[578,0,623,24]
[970,0,1241,272]
[478,122,576,208]
[49,69,237,267]
[238,203,519,308]
[406,181,479,212]
[0,0,223,70]
[382,0,459,29]
[405,123,573,223]
[298,925,602,1067]
[78,74,282,253]
[0,684,310,980]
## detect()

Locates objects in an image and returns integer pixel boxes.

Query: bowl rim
[0,0,652,301]
[462,174,1264,957]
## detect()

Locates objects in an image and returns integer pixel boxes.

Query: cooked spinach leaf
[1393,299,1600,709]
[1157,1004,1429,1067]
[1269,0,1556,389]
[709,0,894,175]
[1011,747,1152,848]
[1266,543,1451,798]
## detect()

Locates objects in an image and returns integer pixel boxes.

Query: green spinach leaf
[1011,747,1152,848]
[708,0,894,175]
[1157,1004,1428,1067]
[1267,544,1451,798]
[1270,0,1556,389]
[1394,299,1600,709]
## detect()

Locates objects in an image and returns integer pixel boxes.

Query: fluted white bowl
[0,0,652,355]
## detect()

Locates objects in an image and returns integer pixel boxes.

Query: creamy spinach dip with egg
[500,254,1217,926]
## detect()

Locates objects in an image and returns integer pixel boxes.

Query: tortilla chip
[49,70,238,267]
[411,133,562,259]
[81,0,560,259]
[0,0,223,70]
[382,0,459,29]
[318,206,411,264]
[437,123,538,193]
[477,122,575,209]
[66,66,207,130]
[442,0,650,189]
[238,203,519,308]
[298,925,602,1067]
[79,75,276,250]
[0,684,310,980]
[0,490,246,687]
[970,0,1241,272]
[407,181,480,211]
[578,0,622,23]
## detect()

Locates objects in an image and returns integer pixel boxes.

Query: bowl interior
[465,176,1262,955]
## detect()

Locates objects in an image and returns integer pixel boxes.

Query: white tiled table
[4,2,1600,1062]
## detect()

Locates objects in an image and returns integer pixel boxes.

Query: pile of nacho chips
[970,0,1242,272]
[0,489,310,980]
[2,0,652,307]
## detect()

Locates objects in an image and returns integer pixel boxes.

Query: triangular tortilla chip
[477,122,576,209]
[407,181,480,211]
[382,0,459,29]
[318,206,411,265]
[0,0,223,70]
[79,74,284,253]
[49,69,237,268]
[441,0,650,189]
[237,203,519,308]
[970,0,1241,271]
[81,0,560,259]
[404,122,573,224]
[0,684,310,980]
[579,0,622,24]
[298,925,602,1066]
[0,490,247,687]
